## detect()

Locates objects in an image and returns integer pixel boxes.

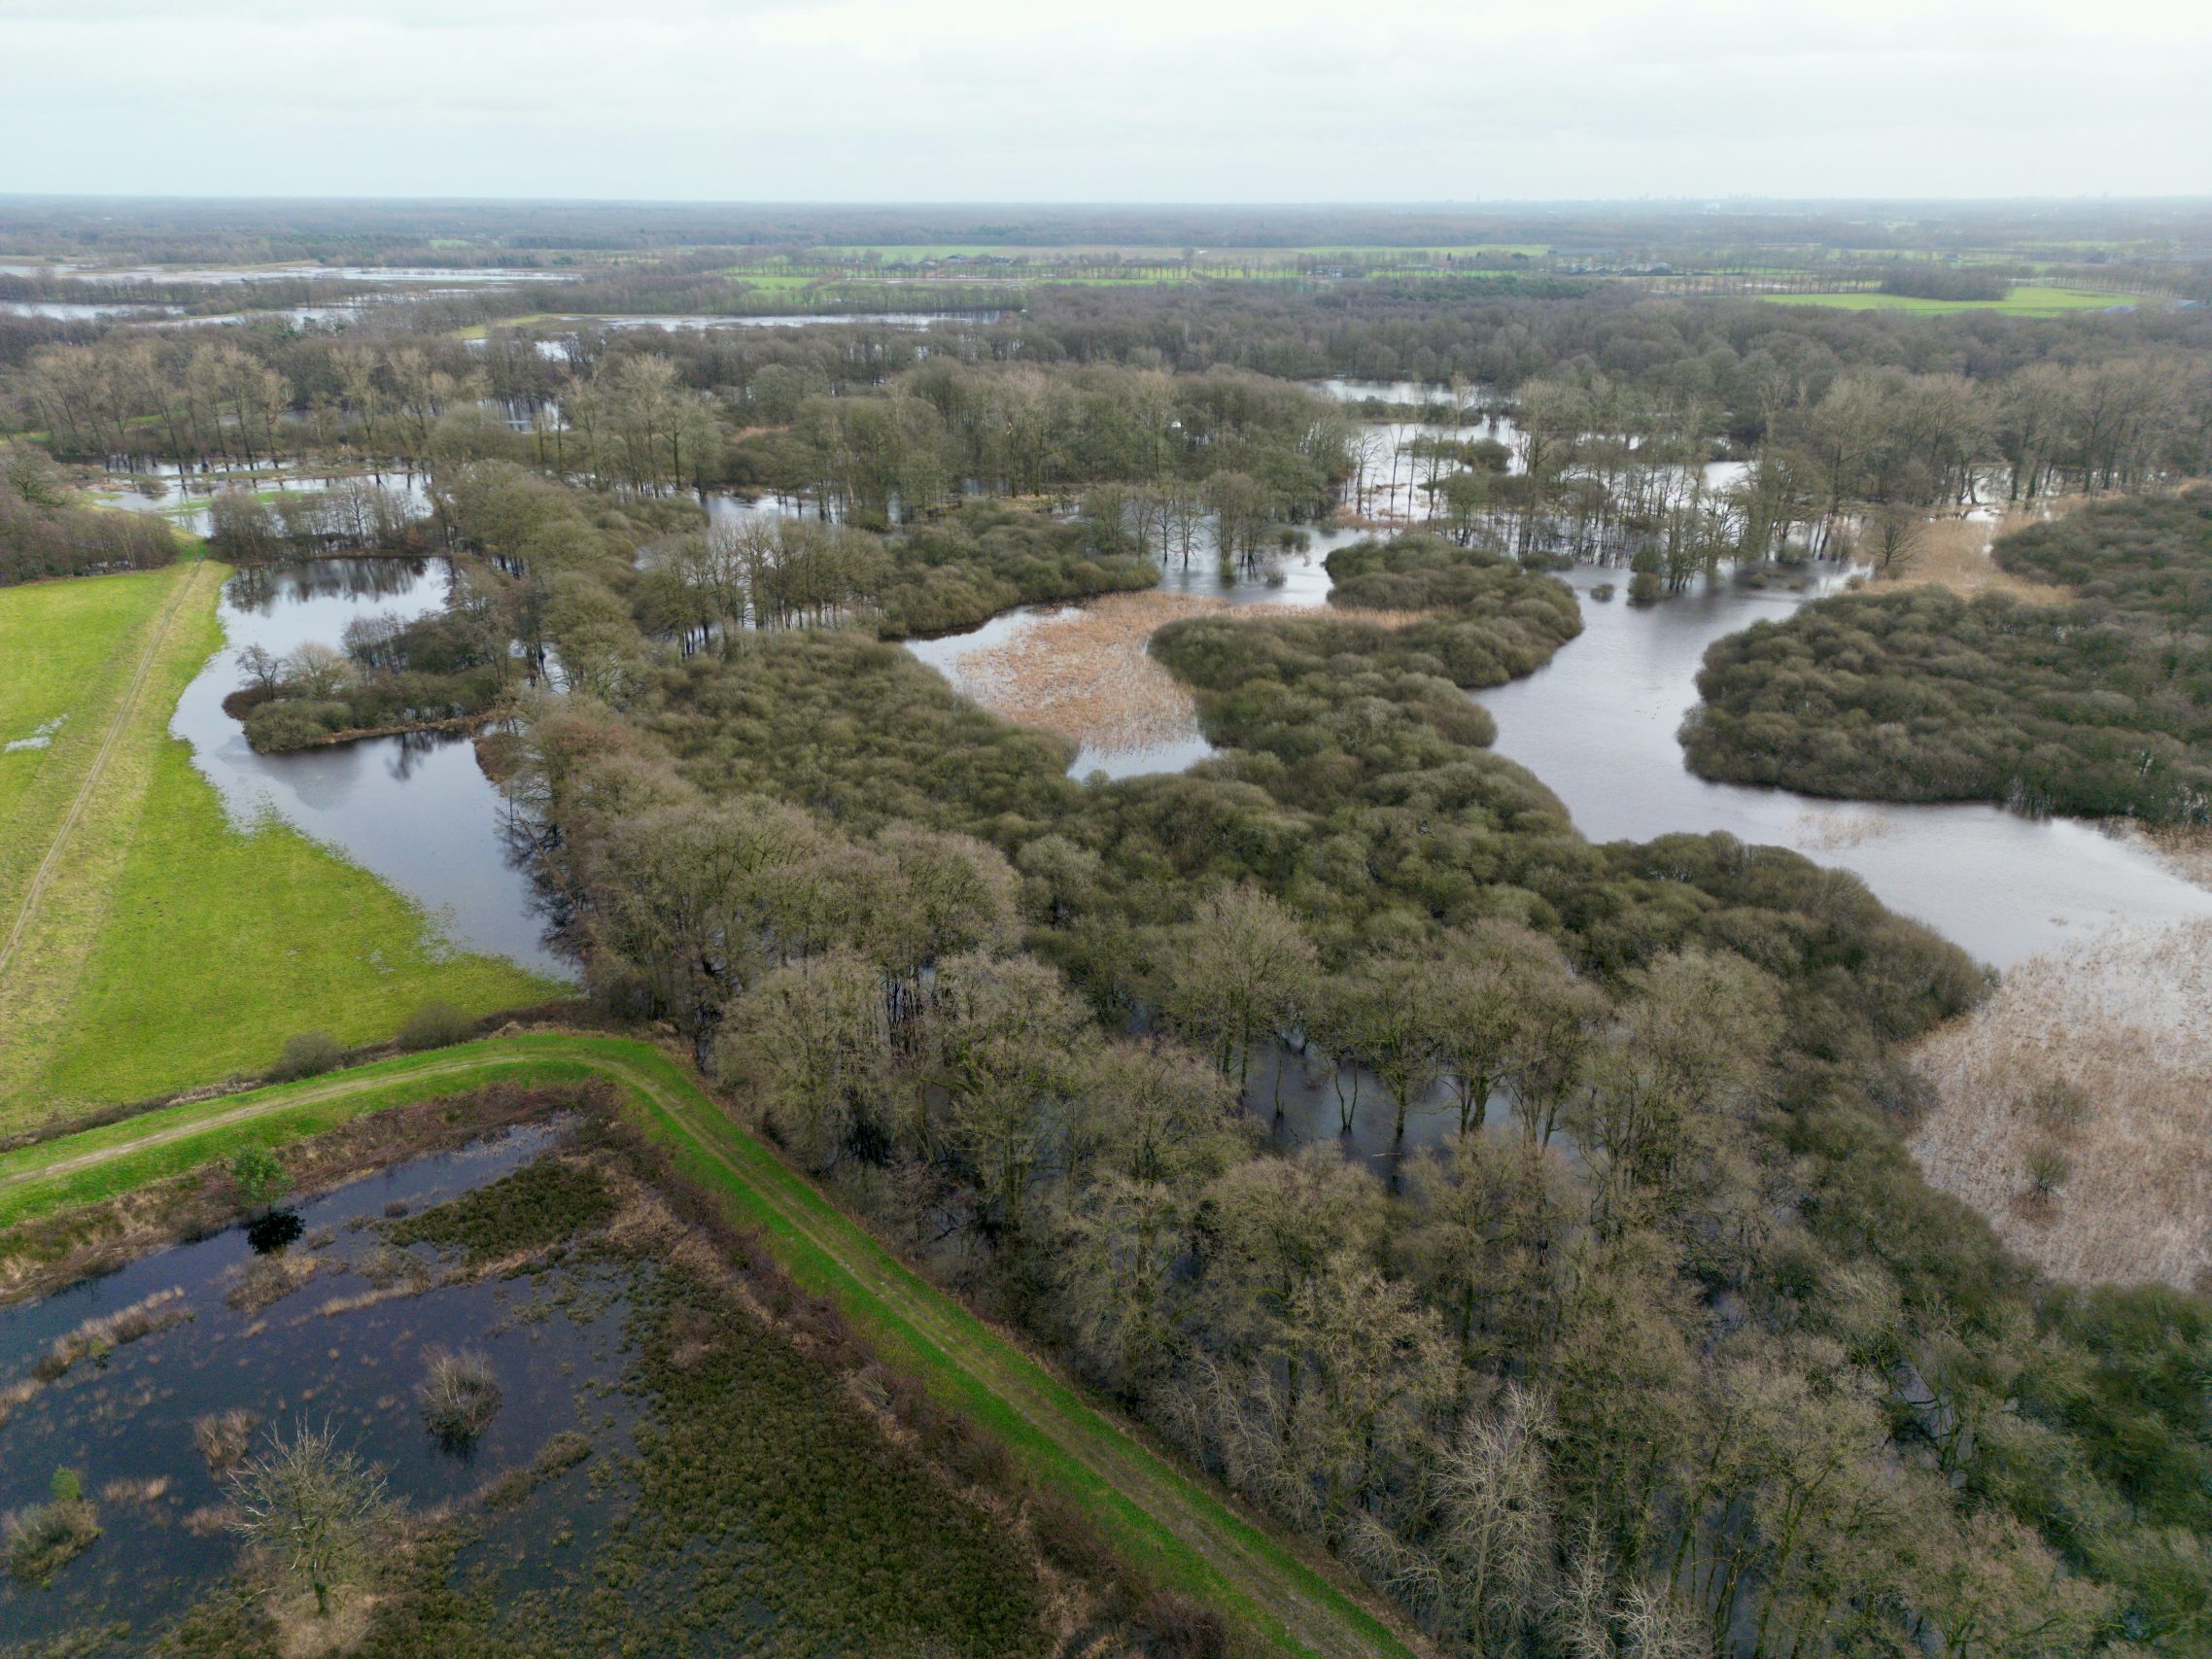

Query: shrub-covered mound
[1683,491,2212,822]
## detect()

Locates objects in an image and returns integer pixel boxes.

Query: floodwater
[0,1122,636,1644]
[1473,565,2212,970]
[48,264,580,287]
[170,558,570,978]
[539,311,997,331]
[904,526,1347,778]
[91,465,433,537]
[517,311,1000,361]
[906,402,2211,976]
[0,299,183,321]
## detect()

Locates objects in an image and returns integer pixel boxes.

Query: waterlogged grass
[0,1034,1419,1659]
[0,566,556,1125]
[1764,284,2142,316]
[0,1054,603,1227]
[388,1156,618,1261]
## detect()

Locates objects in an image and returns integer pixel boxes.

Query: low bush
[397,999,476,1053]
[418,1349,503,1445]
[269,1030,343,1081]
[193,1409,259,1474]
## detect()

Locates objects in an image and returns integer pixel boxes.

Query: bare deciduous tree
[227,1419,394,1618]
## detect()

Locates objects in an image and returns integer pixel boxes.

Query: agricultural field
[0,566,554,1128]
[1762,283,2143,314]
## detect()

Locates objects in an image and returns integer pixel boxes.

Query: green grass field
[0,1033,1419,1659]
[0,564,557,1124]
[1763,284,2141,316]
[0,570,174,924]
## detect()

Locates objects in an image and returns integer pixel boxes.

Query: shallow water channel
[170,558,570,978]
[0,1121,632,1643]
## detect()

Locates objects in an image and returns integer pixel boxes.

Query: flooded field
[34,264,580,287]
[170,558,570,978]
[0,1121,615,1643]
[89,465,432,538]
[0,1116,1048,1653]
[0,300,182,321]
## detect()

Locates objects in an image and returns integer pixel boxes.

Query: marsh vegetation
[7,198,2212,1659]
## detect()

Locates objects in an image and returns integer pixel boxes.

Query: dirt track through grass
[0,566,554,1120]
[0,564,200,980]
[0,1033,1426,1659]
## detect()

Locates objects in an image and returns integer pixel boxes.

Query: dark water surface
[0,1123,634,1643]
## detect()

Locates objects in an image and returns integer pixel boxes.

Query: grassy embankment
[0,1032,1423,1659]
[0,564,557,1127]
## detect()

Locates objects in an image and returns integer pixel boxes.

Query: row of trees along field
[477,507,2212,1658]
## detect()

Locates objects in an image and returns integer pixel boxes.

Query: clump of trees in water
[204,477,424,562]
[1686,490,2212,823]
[499,512,2212,1656]
[636,498,1158,650]
[234,598,515,753]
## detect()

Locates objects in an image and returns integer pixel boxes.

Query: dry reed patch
[950,592,1228,753]
[1883,507,2073,603]
[1792,809,1896,850]
[1909,918,2212,1289]
[2115,821,2212,892]
[947,593,1437,755]
[1315,605,1434,630]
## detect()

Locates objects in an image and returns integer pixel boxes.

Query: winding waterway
[907,395,2212,979]
[1474,566,2212,970]
[169,559,570,979]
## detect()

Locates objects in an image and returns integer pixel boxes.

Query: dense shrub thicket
[1686,491,2212,821]
[507,525,2212,1656]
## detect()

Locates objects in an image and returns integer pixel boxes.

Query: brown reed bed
[944,593,1434,755]
[1909,917,2212,1290]
[947,591,1228,753]
[2115,820,2212,892]
[1882,505,2074,603]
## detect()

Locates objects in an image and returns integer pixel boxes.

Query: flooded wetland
[0,1104,1054,1656]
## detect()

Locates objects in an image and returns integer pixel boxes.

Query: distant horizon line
[3,191,2209,210]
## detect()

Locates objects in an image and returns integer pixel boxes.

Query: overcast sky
[3,0,2207,201]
